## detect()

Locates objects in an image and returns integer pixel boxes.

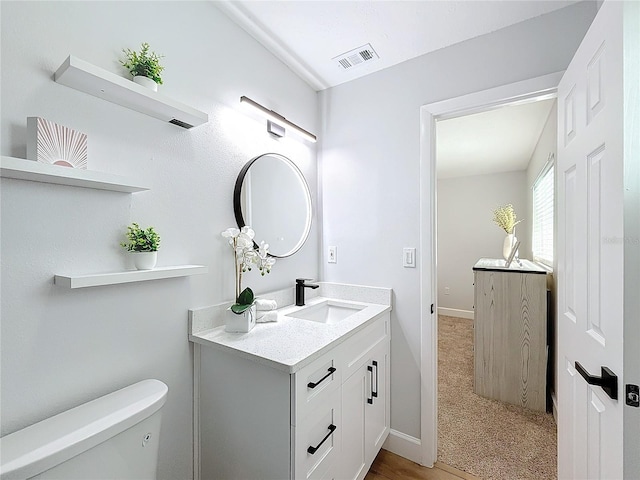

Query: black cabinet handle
[307,367,336,389]
[372,360,378,399]
[575,362,618,400]
[307,424,337,454]
[367,365,374,404]
[367,361,379,405]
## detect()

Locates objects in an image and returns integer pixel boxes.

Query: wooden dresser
[473,258,548,412]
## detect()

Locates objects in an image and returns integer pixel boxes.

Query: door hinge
[431,304,434,314]
[626,384,639,407]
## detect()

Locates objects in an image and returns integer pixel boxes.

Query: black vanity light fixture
[240,95,317,143]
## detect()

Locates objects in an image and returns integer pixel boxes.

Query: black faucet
[295,278,319,306]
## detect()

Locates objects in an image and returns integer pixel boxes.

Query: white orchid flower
[253,241,276,275]
[221,225,275,300]
[257,241,269,258]
[236,235,254,249]
[240,226,255,239]
[221,227,240,238]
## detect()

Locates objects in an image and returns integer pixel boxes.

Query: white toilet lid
[0,379,168,479]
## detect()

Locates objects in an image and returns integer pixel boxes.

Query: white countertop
[189,292,391,374]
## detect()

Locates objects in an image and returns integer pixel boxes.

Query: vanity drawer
[340,313,389,380]
[293,389,341,480]
[292,349,341,425]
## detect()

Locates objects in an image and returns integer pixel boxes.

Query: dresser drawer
[292,348,341,425]
[340,313,389,380]
[293,389,341,480]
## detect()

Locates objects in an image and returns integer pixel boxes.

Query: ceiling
[217,1,562,177]
[436,98,555,179]
[216,0,579,91]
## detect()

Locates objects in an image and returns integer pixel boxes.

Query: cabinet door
[340,362,368,480]
[340,340,390,480]
[364,340,389,462]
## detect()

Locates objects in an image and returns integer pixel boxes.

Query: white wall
[0,2,317,478]
[319,1,596,441]
[437,171,528,312]
[525,100,558,260]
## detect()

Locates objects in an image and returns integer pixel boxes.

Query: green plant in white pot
[221,226,276,332]
[120,42,164,92]
[121,222,161,270]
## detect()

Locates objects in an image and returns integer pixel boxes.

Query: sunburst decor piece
[26,117,87,168]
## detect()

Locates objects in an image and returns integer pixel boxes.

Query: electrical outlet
[444,287,450,295]
[328,246,337,263]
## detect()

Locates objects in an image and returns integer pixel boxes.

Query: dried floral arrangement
[493,204,522,234]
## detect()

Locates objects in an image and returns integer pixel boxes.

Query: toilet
[0,379,168,480]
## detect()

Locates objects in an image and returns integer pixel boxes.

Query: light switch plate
[328,246,337,263]
[403,248,416,268]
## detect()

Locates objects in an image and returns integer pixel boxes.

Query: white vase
[133,75,158,92]
[225,304,257,333]
[133,251,157,270]
[502,233,518,261]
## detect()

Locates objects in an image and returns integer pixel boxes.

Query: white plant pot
[225,304,256,333]
[133,75,158,92]
[133,251,157,270]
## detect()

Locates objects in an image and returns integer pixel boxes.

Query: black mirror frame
[233,153,312,258]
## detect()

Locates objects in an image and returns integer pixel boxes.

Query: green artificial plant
[120,42,165,84]
[120,222,161,252]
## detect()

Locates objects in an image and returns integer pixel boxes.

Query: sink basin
[288,300,366,324]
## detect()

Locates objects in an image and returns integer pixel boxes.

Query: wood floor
[365,449,480,480]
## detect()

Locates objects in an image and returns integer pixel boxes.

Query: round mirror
[234,153,312,258]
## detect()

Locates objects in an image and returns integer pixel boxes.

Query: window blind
[532,164,554,265]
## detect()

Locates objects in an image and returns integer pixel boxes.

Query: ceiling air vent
[333,43,379,70]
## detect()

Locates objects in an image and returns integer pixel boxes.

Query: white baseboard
[437,307,474,320]
[382,429,422,464]
[551,391,558,424]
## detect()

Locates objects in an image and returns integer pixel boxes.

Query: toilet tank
[0,379,168,480]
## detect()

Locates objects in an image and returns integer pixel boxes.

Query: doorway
[418,72,563,467]
[434,98,557,478]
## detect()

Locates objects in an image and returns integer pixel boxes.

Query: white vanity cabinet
[196,311,390,480]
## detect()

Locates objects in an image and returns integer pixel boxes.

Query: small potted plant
[120,42,164,91]
[121,222,161,270]
[221,226,275,333]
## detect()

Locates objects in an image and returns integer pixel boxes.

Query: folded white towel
[256,311,278,323]
[255,298,278,311]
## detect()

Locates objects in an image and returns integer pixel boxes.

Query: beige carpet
[437,315,557,480]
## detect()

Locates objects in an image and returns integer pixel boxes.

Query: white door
[557,1,627,478]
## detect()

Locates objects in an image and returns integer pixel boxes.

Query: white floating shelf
[54,55,209,129]
[54,265,208,289]
[1,156,149,193]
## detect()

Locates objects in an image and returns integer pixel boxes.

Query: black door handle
[307,367,336,389]
[575,362,618,400]
[307,424,336,454]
